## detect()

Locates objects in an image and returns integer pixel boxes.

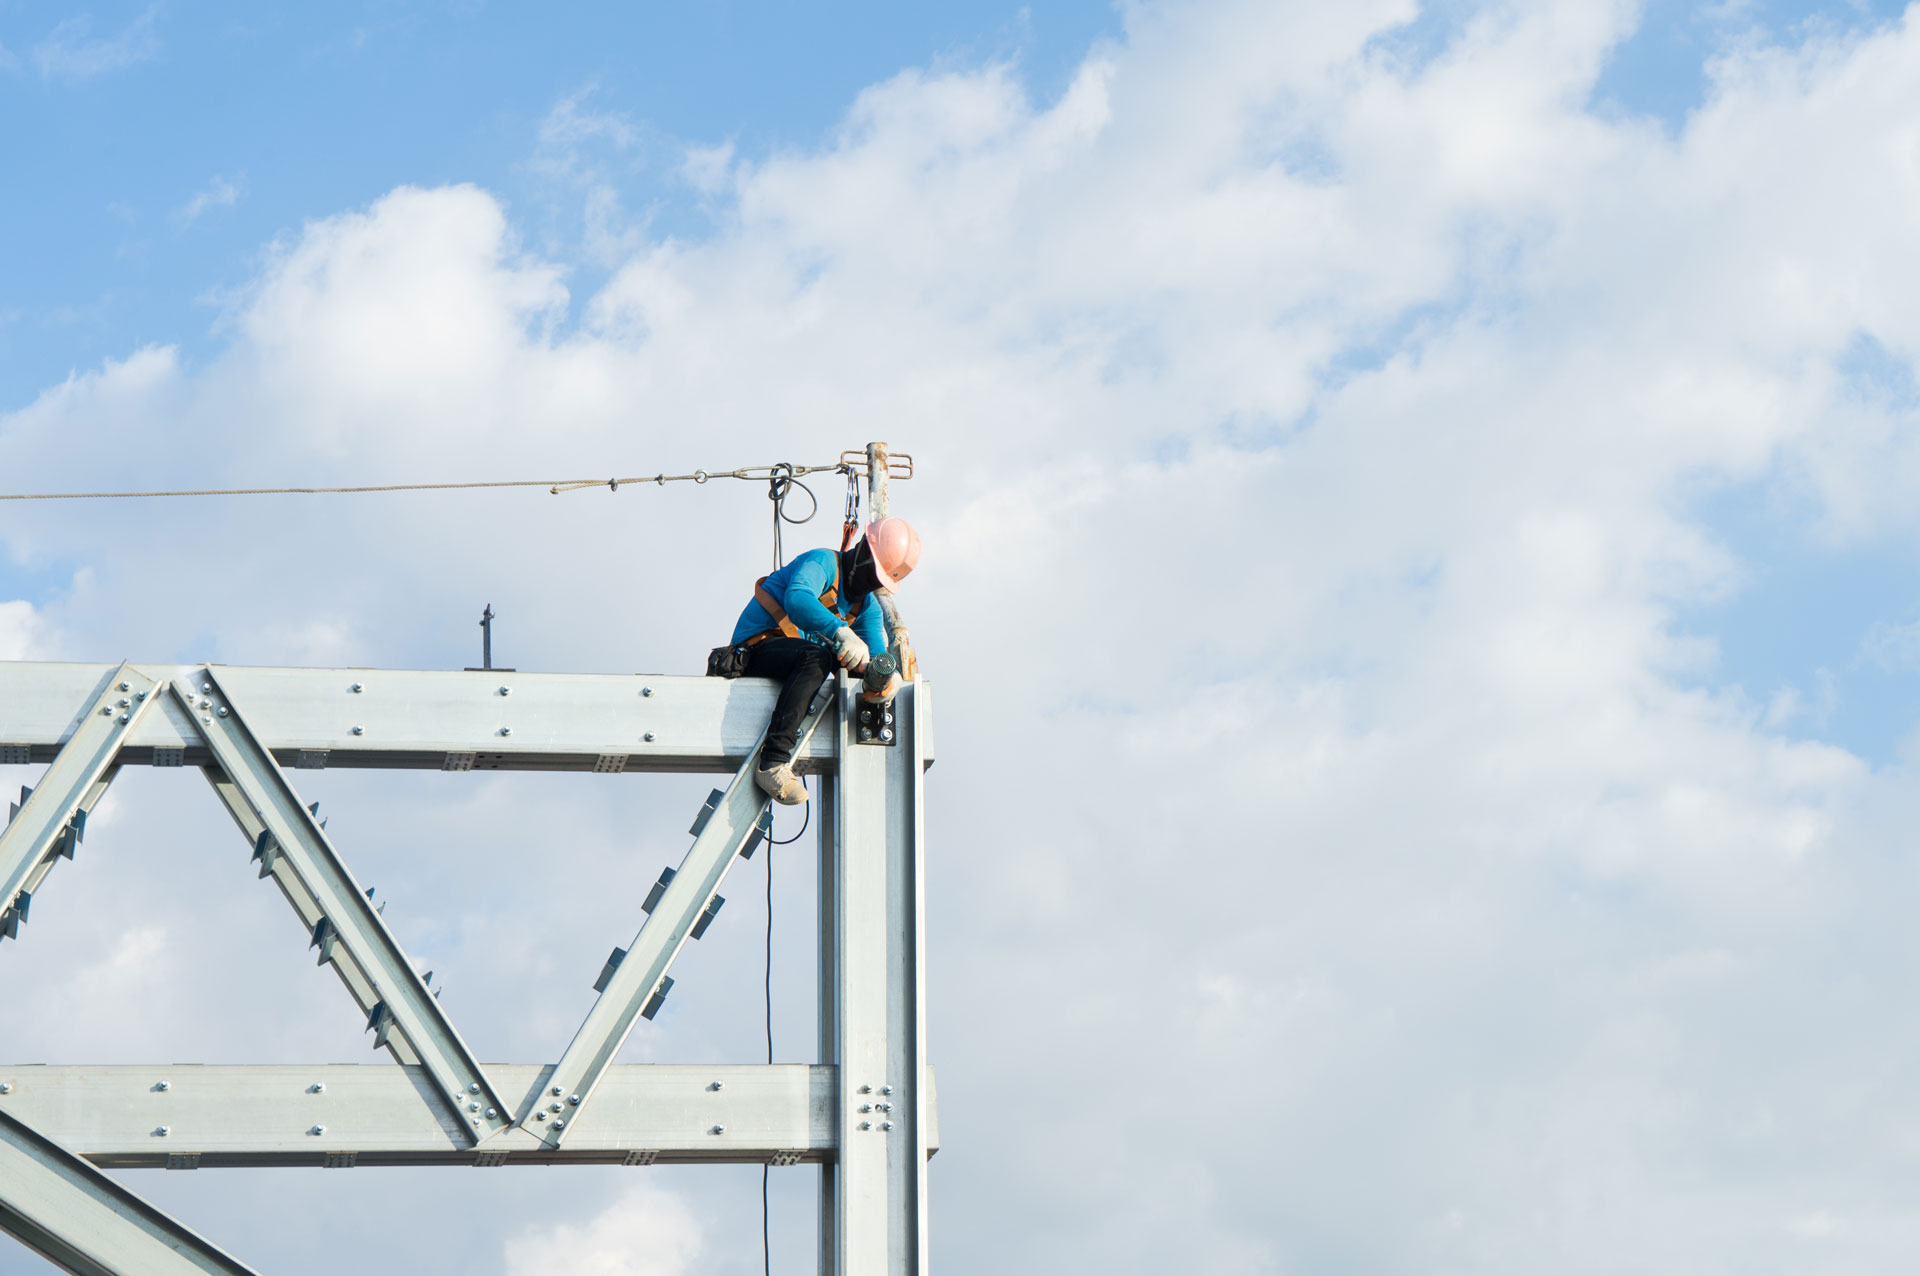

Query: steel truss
[0,661,934,1275]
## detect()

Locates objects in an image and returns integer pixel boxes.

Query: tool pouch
[706,644,752,679]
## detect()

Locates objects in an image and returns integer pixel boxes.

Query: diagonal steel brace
[175,669,509,1140]
[527,683,836,1148]
[0,1104,261,1276]
[1,662,158,942]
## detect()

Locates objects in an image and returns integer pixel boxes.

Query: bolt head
[551,1118,565,1129]
[859,1084,872,1094]
[469,1083,480,1094]
[550,1102,562,1113]
[119,681,130,692]
[643,732,656,742]
[217,707,229,718]
[859,1121,871,1131]
[499,686,511,696]
[642,686,653,697]
[0,1083,12,1094]
[860,1104,872,1113]
[710,1081,723,1091]
[157,1125,170,1136]
[880,1085,893,1095]
[310,1083,325,1094]
[118,698,129,707]
[712,1125,726,1135]
[311,1124,326,1136]
[500,726,512,737]
[118,713,130,723]
[156,1080,170,1091]
[553,1086,564,1096]
[351,726,364,735]
[567,1094,580,1106]
[485,1108,497,1118]
[350,683,363,693]
[881,1121,894,1131]
[468,1102,479,1112]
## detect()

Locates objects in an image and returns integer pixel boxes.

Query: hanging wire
[765,463,819,571]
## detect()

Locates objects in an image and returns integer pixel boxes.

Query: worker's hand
[862,673,905,703]
[833,626,871,673]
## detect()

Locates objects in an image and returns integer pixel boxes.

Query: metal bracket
[854,697,898,746]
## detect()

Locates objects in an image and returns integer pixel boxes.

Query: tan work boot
[754,761,808,805]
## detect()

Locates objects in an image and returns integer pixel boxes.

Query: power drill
[857,652,899,745]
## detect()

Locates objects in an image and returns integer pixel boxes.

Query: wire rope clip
[641,867,677,914]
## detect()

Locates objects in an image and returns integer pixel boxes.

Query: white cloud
[0,600,43,659]
[503,1183,702,1276]
[180,174,244,222]
[8,2,1920,1272]
[33,6,160,82]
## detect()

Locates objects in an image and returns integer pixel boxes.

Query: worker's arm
[779,550,848,641]
[853,594,888,656]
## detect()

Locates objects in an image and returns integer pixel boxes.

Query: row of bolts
[345,681,661,742]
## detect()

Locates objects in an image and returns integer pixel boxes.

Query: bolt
[218,707,229,718]
[881,1121,893,1131]
[119,681,130,692]
[310,1124,326,1136]
[118,714,130,723]
[567,1094,580,1106]
[156,1080,170,1092]
[551,1118,565,1130]
[468,1083,480,1094]
[859,1084,872,1094]
[535,1111,546,1121]
[199,699,210,710]
[351,726,364,735]
[859,1121,871,1131]
[468,1102,479,1112]
[201,716,211,725]
[117,698,129,707]
[709,1081,724,1092]
[350,683,363,693]
[880,1085,893,1096]
[641,686,653,697]
[499,686,511,696]
[712,1125,725,1135]
[0,1083,11,1095]
[859,1104,872,1113]
[136,690,146,700]
[100,706,111,715]
[877,1103,892,1113]
[879,728,894,743]
[201,683,212,694]
[499,726,512,737]
[485,1108,497,1118]
[643,732,656,742]
[157,1126,170,1136]
[309,1083,325,1094]
[553,1086,563,1096]
[550,1102,562,1113]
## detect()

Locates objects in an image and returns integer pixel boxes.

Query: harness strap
[747,561,842,646]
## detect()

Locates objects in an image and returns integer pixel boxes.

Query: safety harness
[745,558,844,647]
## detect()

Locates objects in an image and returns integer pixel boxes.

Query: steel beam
[0,1105,260,1276]
[0,663,833,773]
[829,677,931,1276]
[1,662,157,940]
[531,685,836,1149]
[0,1066,835,1168]
[178,670,506,1135]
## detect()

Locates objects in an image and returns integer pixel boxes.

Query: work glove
[833,626,871,673]
[862,672,905,703]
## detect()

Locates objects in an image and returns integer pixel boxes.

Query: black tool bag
[707,643,752,679]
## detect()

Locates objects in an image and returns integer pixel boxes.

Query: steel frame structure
[0,660,934,1275]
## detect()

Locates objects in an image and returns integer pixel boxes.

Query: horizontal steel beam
[0,1066,838,1168]
[0,663,839,774]
[0,1104,260,1275]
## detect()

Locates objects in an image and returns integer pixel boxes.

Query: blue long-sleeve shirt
[731,548,888,653]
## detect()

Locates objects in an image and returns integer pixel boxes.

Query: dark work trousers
[745,637,838,768]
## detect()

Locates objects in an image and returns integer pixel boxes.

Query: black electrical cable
[762,790,811,1276]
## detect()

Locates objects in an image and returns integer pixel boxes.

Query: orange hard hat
[864,517,921,591]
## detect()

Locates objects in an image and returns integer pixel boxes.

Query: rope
[0,462,851,502]
[765,464,819,570]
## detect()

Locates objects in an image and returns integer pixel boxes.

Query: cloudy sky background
[8,0,1920,1271]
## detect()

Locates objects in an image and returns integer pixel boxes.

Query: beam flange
[177,670,505,1135]
[531,686,836,1149]
[0,1104,260,1276]
[0,1065,836,1167]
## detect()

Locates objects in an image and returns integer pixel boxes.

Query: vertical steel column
[831,675,929,1275]
[817,772,839,1276]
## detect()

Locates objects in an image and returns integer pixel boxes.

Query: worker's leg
[744,637,838,767]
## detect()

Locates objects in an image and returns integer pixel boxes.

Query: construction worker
[730,517,920,804]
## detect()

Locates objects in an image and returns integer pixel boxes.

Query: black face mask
[843,542,882,598]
